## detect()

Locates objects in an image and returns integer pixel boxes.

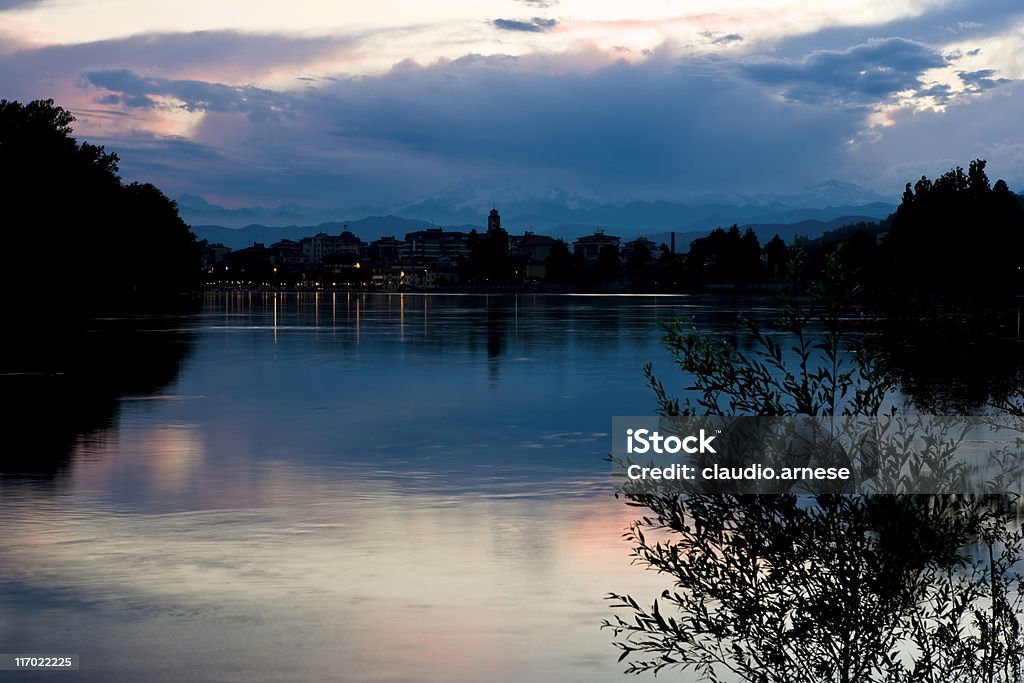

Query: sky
[1,0,1023,212]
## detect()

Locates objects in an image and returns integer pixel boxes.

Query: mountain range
[179,180,898,250]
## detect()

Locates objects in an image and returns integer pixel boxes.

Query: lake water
[0,292,770,682]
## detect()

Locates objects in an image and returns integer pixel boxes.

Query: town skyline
[1,1,1021,212]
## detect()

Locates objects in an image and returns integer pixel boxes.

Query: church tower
[488,208,501,233]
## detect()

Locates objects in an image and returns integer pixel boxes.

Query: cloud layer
[0,1,1020,211]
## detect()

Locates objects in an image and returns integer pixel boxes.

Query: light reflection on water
[0,293,761,682]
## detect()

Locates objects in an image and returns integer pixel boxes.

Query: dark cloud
[85,48,1024,211]
[111,52,861,207]
[0,0,43,9]
[957,68,1012,91]
[742,37,948,103]
[81,68,292,120]
[1,7,1018,210]
[492,17,558,33]
[700,31,743,46]
[61,37,1022,210]
[917,82,952,104]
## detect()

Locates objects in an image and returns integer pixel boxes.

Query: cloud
[81,68,292,120]
[0,30,360,99]
[846,78,1024,193]
[917,82,953,104]
[514,0,558,6]
[742,37,949,104]
[957,68,1012,91]
[492,17,558,33]
[2,5,1020,212]
[0,0,42,9]
[71,50,870,208]
[700,31,744,46]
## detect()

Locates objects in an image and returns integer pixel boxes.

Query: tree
[464,225,515,283]
[686,225,765,284]
[0,98,201,313]
[605,256,1024,683]
[627,240,653,272]
[545,239,575,283]
[596,244,621,282]
[763,234,789,279]
[882,159,1024,299]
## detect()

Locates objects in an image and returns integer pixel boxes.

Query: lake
[0,292,769,683]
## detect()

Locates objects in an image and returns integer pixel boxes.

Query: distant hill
[193,212,892,252]
[544,215,890,253]
[737,215,888,245]
[192,216,435,249]
[179,190,897,241]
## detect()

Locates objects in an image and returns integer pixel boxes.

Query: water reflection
[3,292,901,683]
[606,288,1024,682]
[1,317,195,479]
[873,305,1024,412]
[2,293,710,683]
[1,467,666,682]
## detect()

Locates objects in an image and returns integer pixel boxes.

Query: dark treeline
[1,99,201,364]
[1,99,201,320]
[682,159,1024,303]
[1,99,200,475]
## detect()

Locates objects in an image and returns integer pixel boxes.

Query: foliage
[881,159,1024,300]
[462,226,516,283]
[604,255,1024,683]
[0,98,201,316]
[686,225,767,284]
[545,239,576,283]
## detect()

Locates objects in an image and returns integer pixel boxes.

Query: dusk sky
[2,0,1022,212]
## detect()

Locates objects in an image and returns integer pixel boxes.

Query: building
[621,236,658,265]
[268,239,305,269]
[513,231,559,281]
[302,230,364,265]
[573,231,621,263]
[368,236,403,265]
[201,243,231,270]
[401,228,470,265]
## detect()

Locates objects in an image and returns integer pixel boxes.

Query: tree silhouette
[1,98,200,320]
[545,239,576,283]
[606,257,1024,682]
[1,98,201,389]
[596,244,621,282]
[882,159,1024,300]
[686,225,764,284]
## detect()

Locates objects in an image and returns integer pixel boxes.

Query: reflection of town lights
[400,271,405,277]
[355,262,361,269]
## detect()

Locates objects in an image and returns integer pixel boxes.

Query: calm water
[0,292,769,682]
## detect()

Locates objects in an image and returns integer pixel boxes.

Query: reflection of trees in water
[607,258,1024,682]
[874,306,1024,413]
[1,317,195,479]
